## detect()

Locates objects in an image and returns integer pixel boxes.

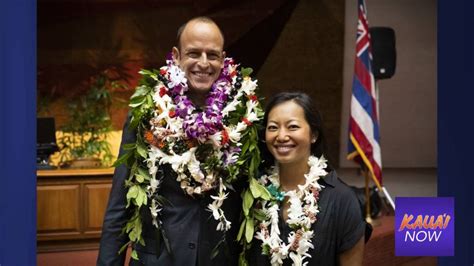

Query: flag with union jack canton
[347,0,383,187]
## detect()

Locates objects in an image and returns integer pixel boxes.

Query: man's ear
[172,47,180,65]
[221,51,226,68]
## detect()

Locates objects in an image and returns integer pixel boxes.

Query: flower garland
[254,156,328,266]
[115,54,263,259]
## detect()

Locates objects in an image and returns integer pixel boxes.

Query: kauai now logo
[398,213,451,242]
[395,197,454,256]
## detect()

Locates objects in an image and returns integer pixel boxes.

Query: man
[97,17,245,265]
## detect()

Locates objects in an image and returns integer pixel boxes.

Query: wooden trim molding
[37,167,114,177]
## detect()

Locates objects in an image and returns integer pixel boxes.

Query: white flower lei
[255,156,328,266]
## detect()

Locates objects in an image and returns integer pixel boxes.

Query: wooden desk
[37,168,114,252]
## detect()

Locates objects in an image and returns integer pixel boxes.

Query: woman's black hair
[259,91,333,171]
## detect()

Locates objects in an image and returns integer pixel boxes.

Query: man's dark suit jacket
[97,117,243,265]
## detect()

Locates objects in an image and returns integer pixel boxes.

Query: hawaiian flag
[348,0,382,188]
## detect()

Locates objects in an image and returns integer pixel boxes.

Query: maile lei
[253,156,328,266]
[114,53,264,260]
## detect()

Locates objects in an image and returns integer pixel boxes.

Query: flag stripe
[350,96,381,165]
[354,57,372,94]
[352,73,379,124]
[352,78,373,118]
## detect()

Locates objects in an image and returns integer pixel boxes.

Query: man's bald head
[176,17,225,51]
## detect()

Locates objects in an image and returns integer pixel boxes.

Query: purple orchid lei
[166,57,233,144]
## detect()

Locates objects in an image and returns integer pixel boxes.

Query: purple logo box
[395,197,454,256]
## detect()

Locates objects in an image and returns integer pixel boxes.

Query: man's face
[172,21,225,95]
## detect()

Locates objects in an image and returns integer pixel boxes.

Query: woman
[249,92,368,266]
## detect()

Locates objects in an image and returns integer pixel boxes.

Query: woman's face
[265,100,315,167]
